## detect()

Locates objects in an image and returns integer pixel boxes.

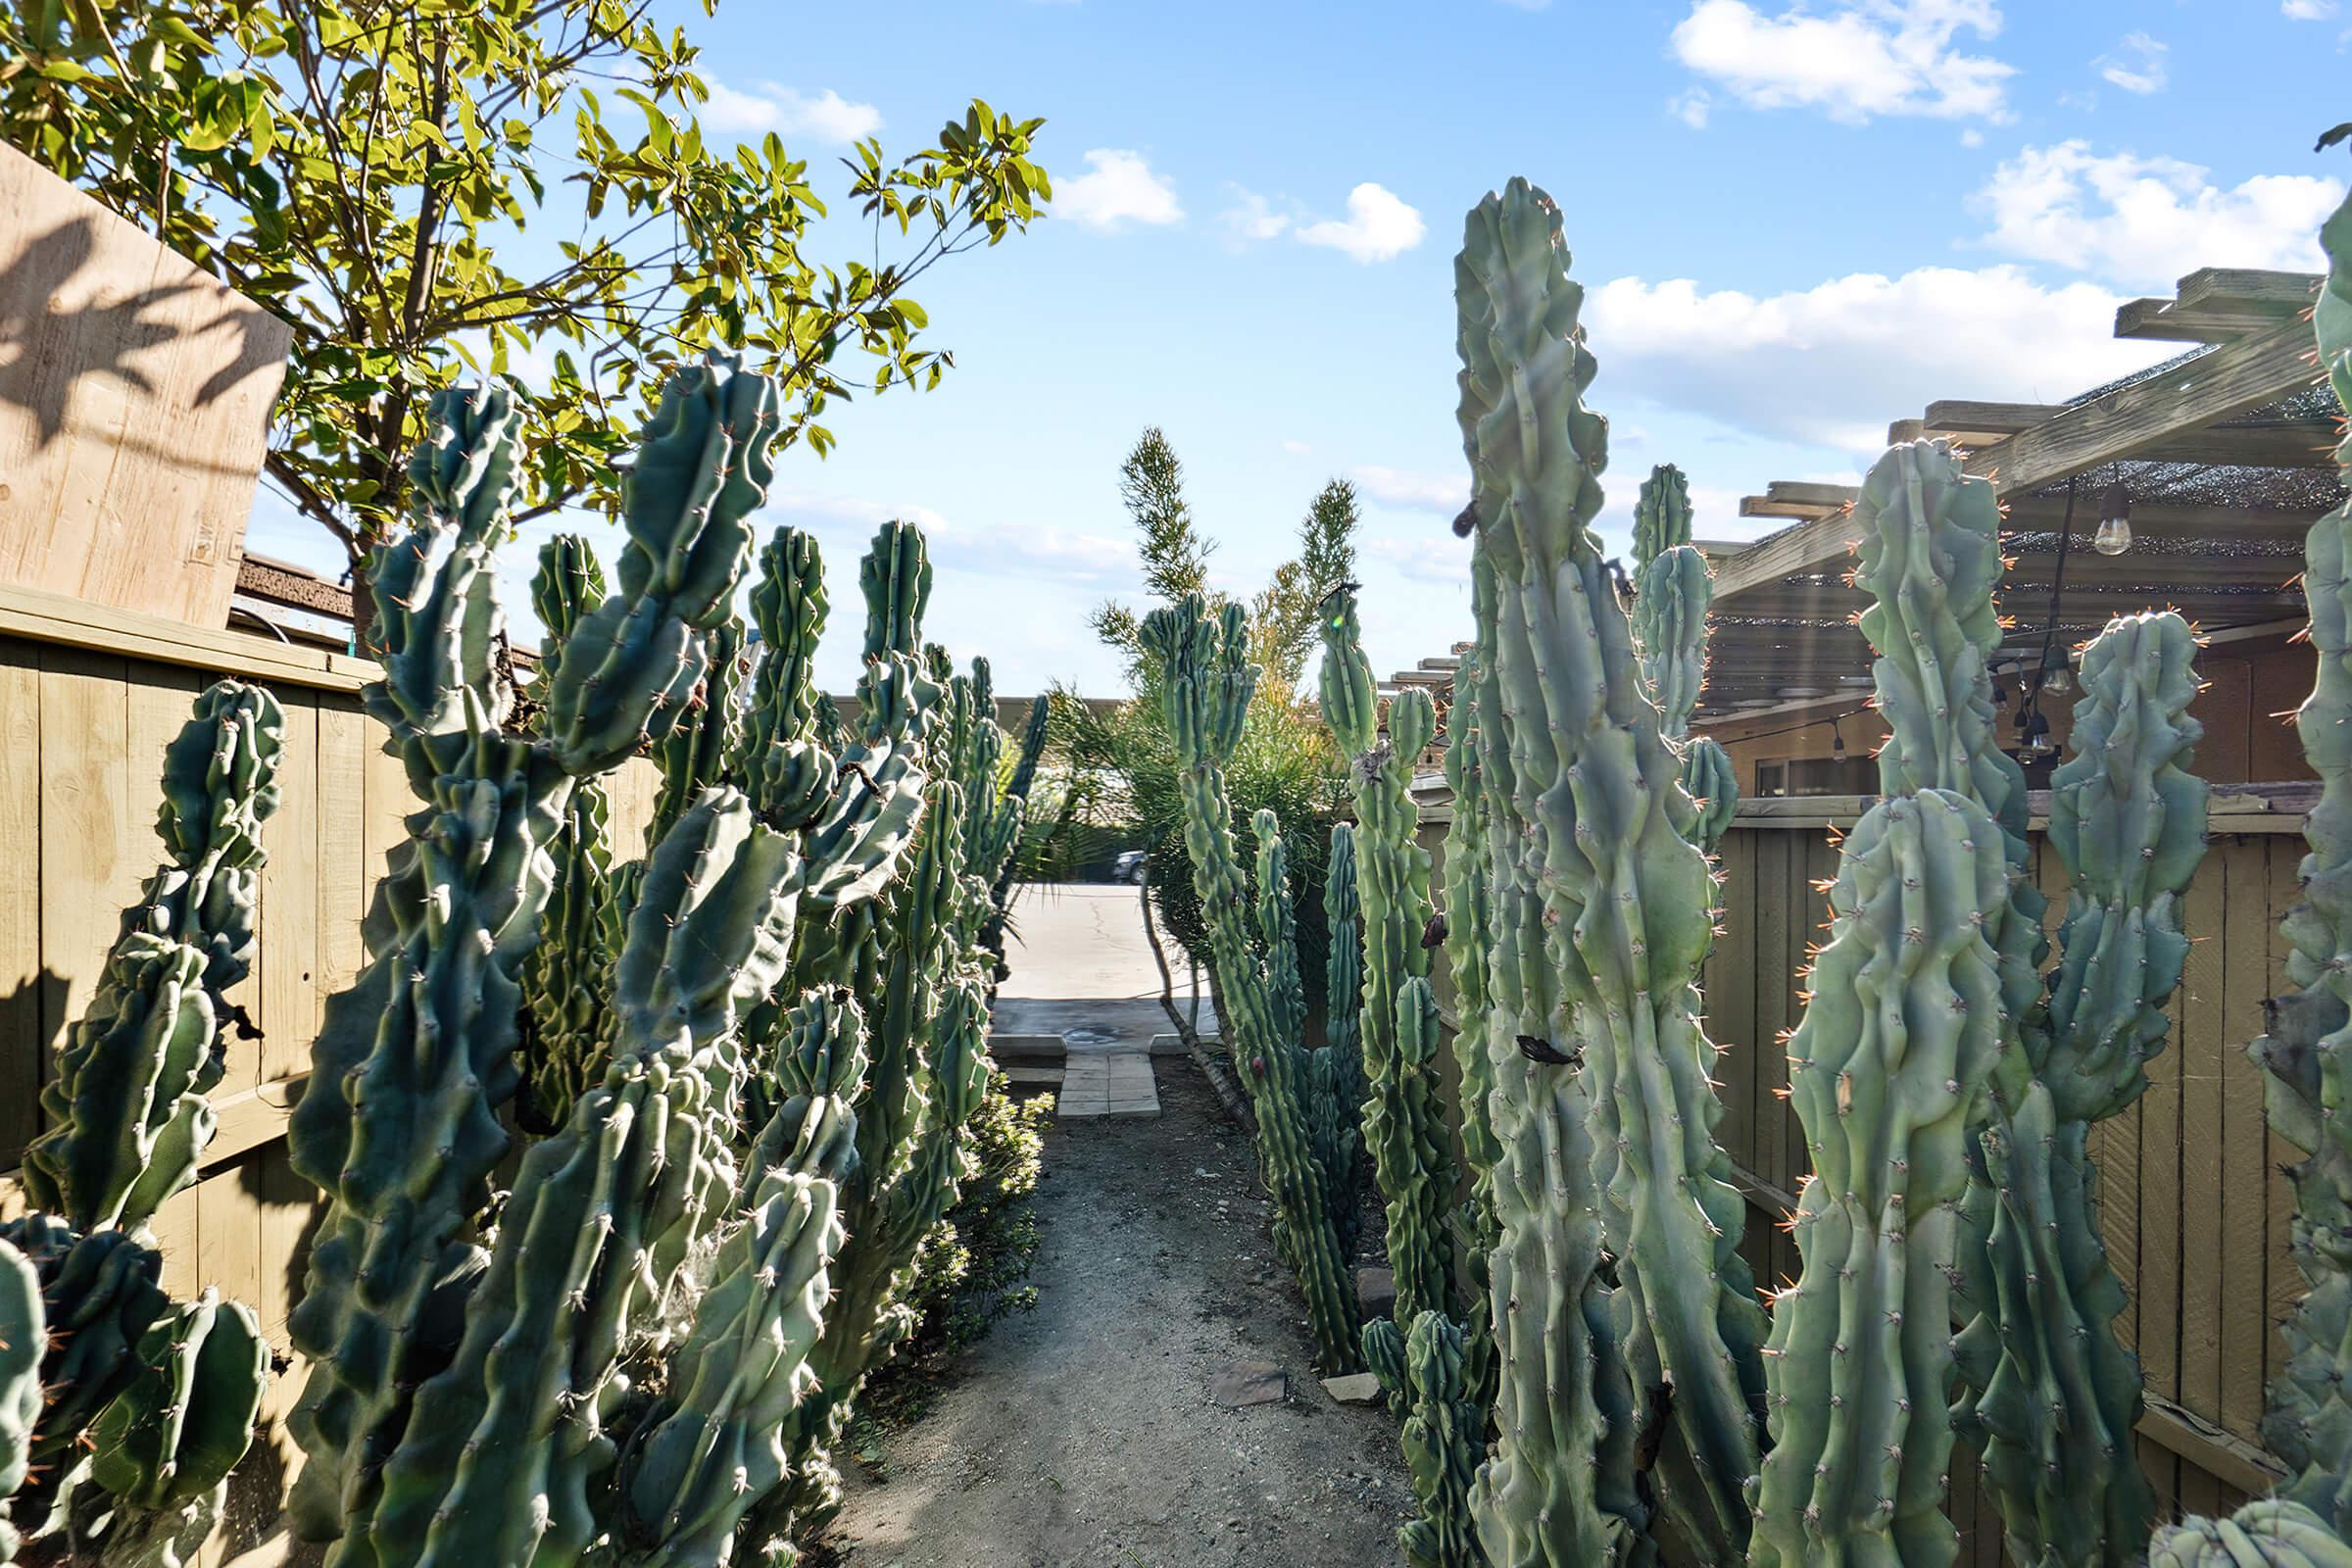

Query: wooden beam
[2117,269,2320,343]
[1719,317,2324,601]
[1923,400,2063,437]
[0,582,373,693]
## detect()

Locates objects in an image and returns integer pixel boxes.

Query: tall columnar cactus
[1846,439,2168,1568]
[1321,588,1457,1337]
[1749,790,2011,1568]
[1145,595,1362,1372]
[356,785,911,1568]
[1317,823,1368,1250]
[285,365,780,1553]
[24,681,284,1234]
[518,533,616,1127]
[648,614,750,848]
[1629,463,1738,852]
[2246,180,2352,1544]
[1453,178,1763,1564]
[1955,611,2207,1568]
[1398,1309,1488,1568]
[1441,649,1502,1246]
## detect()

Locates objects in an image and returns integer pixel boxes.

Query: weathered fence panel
[1420,782,2305,1564]
[0,588,655,1562]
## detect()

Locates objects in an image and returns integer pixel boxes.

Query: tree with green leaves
[1,0,1049,634]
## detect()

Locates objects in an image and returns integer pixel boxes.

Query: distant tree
[1089,425,1214,672]
[1250,478,1359,692]
[1,0,1049,635]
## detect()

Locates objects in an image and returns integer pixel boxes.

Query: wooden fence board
[2219,839,2274,1438]
[0,643,38,1164]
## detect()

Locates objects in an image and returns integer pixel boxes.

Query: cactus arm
[24,682,282,1233]
[363,789,809,1568]
[285,364,774,1559]
[0,1239,43,1562]
[1750,791,2010,1568]
[1144,595,1363,1373]
[519,535,617,1129]
[1316,823,1367,1250]
[1254,816,1312,1080]
[1632,463,1693,564]
[646,614,749,849]
[2246,183,2352,1539]
[1398,1310,1488,1568]
[1440,645,1502,1252]
[2147,1502,2352,1567]
[1453,176,1763,1563]
[86,1290,267,1511]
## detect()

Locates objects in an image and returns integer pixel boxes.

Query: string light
[2094,478,2133,556]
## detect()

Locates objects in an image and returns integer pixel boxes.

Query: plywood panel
[0,144,289,627]
[36,646,134,1080]
[0,643,38,1164]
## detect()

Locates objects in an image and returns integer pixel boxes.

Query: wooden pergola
[1691,268,2344,733]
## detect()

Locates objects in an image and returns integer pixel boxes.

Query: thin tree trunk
[1141,866,1250,1126]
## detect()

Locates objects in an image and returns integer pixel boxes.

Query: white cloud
[769,490,1131,583]
[1350,466,1469,514]
[700,79,882,143]
[2283,0,2337,18]
[2094,32,2168,95]
[1586,266,2166,452]
[1975,142,2337,289]
[1053,149,1183,232]
[1960,127,1984,148]
[1281,439,1311,454]
[1215,186,1292,247]
[1669,0,2015,124]
[1296,183,1427,264]
[1670,89,1713,128]
[1368,536,1472,584]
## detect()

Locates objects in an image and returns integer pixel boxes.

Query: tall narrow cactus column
[24,680,284,1234]
[1749,790,2012,1568]
[1441,648,1502,1243]
[1316,823,1367,1250]
[284,364,779,1554]
[2251,181,2352,1543]
[1143,595,1361,1372]
[1452,177,1763,1566]
[1964,611,2206,1568]
[1321,587,1457,1337]
[518,534,615,1128]
[1629,463,1737,852]
[1847,439,2162,1568]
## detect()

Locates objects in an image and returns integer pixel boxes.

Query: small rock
[1322,1372,1384,1404]
[1210,1359,1288,1407]
[1356,1265,1396,1317]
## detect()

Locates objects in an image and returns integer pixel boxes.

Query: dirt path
[828,1062,1415,1567]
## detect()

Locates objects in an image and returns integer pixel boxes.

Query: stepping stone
[1056,1048,1159,1119]
[1355,1266,1396,1317]
[1210,1360,1287,1407]
[989,1033,1068,1063]
[1004,1064,1064,1091]
[1322,1373,1384,1405]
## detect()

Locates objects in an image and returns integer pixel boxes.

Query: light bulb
[1832,724,1847,761]
[2094,480,2132,556]
[2042,662,2075,698]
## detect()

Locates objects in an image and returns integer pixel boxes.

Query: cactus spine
[1453,177,1763,1565]
[24,681,284,1233]
[1146,595,1362,1371]
[1630,463,1738,852]
[1749,789,2011,1568]
[286,366,780,1556]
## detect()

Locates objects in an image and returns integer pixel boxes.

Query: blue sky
[241,0,2352,698]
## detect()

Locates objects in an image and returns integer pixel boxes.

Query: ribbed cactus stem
[648,613,749,848]
[1398,1309,1487,1568]
[1751,790,2010,1568]
[1440,649,1500,1238]
[2148,1502,2352,1566]
[2251,183,2352,1540]
[519,534,614,1128]
[0,1240,39,1562]
[1954,612,2204,1568]
[24,681,283,1234]
[1321,588,1456,1333]
[1145,595,1361,1372]
[1454,177,1762,1564]
[285,364,780,1558]
[1316,824,1367,1251]
[1632,462,1692,564]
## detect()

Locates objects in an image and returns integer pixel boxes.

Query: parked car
[1111,850,1147,884]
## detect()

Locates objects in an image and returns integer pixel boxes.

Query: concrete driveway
[995,882,1216,1047]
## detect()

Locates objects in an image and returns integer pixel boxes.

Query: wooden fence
[1418,784,2306,1566]
[0,582,658,1564]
